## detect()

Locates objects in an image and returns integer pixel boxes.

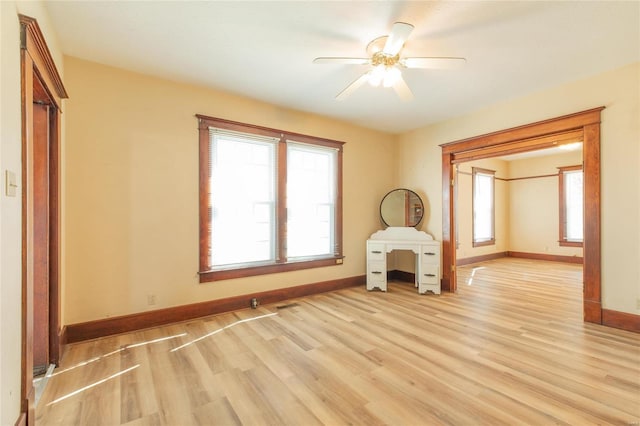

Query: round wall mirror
[379,188,424,227]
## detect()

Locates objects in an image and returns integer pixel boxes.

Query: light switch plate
[5,170,17,197]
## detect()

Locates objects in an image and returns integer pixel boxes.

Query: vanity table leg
[415,253,419,289]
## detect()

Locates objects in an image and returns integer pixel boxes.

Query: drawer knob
[423,252,435,256]
[371,250,382,254]
[372,271,383,275]
[424,273,436,277]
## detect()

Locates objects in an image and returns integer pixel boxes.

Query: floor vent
[276,303,299,310]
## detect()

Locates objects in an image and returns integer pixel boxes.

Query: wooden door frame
[440,107,604,324]
[19,14,67,425]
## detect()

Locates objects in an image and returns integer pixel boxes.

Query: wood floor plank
[120,412,162,426]
[36,258,640,425]
[191,397,241,426]
[243,364,323,426]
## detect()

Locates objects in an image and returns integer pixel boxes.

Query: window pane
[473,171,494,242]
[565,170,583,241]
[210,135,276,267]
[287,143,336,258]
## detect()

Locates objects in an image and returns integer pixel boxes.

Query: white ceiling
[498,142,582,162]
[45,1,639,134]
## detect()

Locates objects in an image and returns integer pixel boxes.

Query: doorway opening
[454,145,584,265]
[452,145,585,314]
[440,108,603,324]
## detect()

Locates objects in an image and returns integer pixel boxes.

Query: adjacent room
[1,1,639,425]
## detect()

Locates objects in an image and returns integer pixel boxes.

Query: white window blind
[473,169,494,244]
[209,129,277,268]
[286,141,337,259]
[564,169,583,242]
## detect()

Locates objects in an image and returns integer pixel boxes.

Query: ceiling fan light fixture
[383,66,401,87]
[368,65,385,87]
[369,65,401,88]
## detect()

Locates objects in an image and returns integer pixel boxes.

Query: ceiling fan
[313,22,466,101]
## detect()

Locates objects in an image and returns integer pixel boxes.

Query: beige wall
[456,158,510,259]
[398,62,640,316]
[391,126,443,273]
[508,150,583,257]
[63,56,396,324]
[0,1,65,423]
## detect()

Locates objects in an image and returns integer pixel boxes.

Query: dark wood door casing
[19,14,68,426]
[440,107,603,324]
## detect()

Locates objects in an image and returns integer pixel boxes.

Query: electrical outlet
[250,298,259,309]
[5,170,17,197]
[147,294,157,305]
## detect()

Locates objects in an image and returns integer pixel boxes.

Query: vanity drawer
[420,245,440,265]
[367,243,386,261]
[419,265,439,284]
[367,261,386,282]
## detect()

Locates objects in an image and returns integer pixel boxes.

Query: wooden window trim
[558,165,584,247]
[472,167,496,247]
[197,114,344,283]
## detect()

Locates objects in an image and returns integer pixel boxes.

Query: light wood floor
[36,258,640,425]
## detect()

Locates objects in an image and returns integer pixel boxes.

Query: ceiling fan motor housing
[371,52,400,67]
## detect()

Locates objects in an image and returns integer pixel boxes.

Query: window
[287,143,337,259]
[559,165,583,247]
[209,131,277,267]
[472,167,495,247]
[197,115,343,282]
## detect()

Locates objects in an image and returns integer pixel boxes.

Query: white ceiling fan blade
[336,72,370,101]
[402,57,467,69]
[313,57,370,65]
[383,22,414,56]
[392,74,413,101]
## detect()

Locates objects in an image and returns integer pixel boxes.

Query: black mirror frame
[379,188,424,228]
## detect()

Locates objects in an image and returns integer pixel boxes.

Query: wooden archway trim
[451,129,584,164]
[440,107,604,324]
[441,108,602,155]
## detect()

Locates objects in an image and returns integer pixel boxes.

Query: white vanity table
[366,227,441,294]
